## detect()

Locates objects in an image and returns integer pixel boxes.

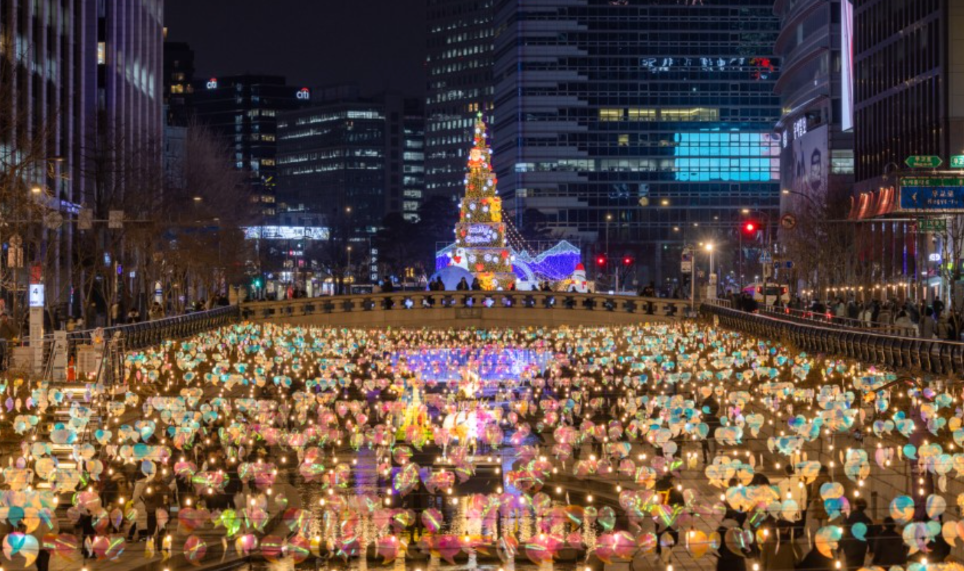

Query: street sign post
[682,245,696,313]
[917,218,947,232]
[108,210,124,229]
[681,247,694,274]
[905,155,943,169]
[900,177,964,211]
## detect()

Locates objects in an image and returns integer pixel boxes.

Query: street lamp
[704,243,716,299]
[346,246,353,293]
[781,188,821,210]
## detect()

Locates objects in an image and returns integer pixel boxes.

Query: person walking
[839,497,873,570]
[126,473,150,541]
[871,518,907,567]
[0,313,18,371]
[716,518,751,571]
[807,465,831,531]
[920,307,936,339]
[760,520,798,571]
[700,392,721,464]
[777,464,808,539]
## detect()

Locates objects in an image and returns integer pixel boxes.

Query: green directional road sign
[952,155,964,168]
[917,218,947,232]
[905,155,943,169]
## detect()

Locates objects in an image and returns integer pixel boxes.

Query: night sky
[165,0,427,97]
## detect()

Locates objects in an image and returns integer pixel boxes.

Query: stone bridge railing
[241,291,693,328]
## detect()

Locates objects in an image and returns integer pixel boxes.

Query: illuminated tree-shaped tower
[451,113,515,290]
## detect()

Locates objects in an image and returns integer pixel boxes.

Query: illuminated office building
[1,0,164,311]
[163,40,194,127]
[277,93,424,234]
[492,0,782,285]
[191,75,310,217]
[854,0,962,192]
[425,0,495,201]
[850,0,964,287]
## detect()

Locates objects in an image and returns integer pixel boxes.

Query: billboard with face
[783,124,828,201]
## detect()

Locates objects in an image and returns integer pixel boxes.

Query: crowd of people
[782,297,964,340]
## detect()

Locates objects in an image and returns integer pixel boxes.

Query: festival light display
[449,113,515,290]
[0,321,962,570]
[436,240,582,284]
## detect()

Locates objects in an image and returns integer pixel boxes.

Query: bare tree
[781,190,856,298]
[153,121,254,313]
[0,41,64,327]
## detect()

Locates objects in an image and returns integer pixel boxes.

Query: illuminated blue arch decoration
[436,240,582,284]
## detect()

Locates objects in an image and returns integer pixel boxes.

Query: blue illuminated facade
[492,0,782,285]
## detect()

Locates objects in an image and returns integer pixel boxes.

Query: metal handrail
[55,305,241,351]
[701,303,964,376]
[715,299,924,338]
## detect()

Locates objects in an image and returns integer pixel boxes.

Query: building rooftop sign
[243,226,330,241]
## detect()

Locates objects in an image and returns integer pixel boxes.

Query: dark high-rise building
[849,0,963,291]
[0,0,164,308]
[163,39,195,126]
[492,0,782,286]
[191,74,311,217]
[425,0,495,201]
[92,1,165,157]
[773,0,854,206]
[853,0,961,193]
[277,93,425,235]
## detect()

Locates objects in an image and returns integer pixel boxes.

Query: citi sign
[296,87,311,101]
[206,78,218,89]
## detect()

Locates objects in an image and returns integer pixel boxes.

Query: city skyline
[3,4,964,571]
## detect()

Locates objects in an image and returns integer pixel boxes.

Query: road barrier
[701,302,964,376]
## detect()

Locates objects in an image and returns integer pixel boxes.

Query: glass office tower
[493,0,782,288]
[425,0,495,202]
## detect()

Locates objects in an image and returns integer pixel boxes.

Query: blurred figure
[839,497,873,570]
[871,517,907,567]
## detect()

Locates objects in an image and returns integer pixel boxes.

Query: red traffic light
[596,255,607,267]
[623,256,633,266]
[743,221,758,234]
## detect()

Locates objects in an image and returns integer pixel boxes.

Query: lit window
[628,108,657,121]
[660,108,720,122]
[97,42,106,65]
[598,108,624,122]
[618,134,630,147]
[831,150,854,174]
